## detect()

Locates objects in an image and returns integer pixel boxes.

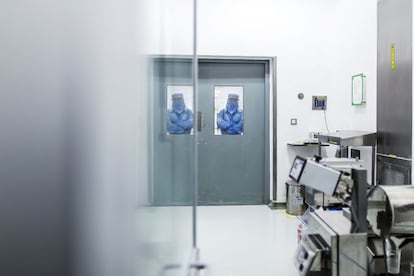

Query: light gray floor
[137,205,300,276]
[198,205,299,276]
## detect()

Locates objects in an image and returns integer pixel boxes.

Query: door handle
[197,112,202,132]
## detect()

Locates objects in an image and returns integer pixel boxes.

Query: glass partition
[137,1,197,275]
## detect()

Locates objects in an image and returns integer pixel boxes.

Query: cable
[323,109,330,133]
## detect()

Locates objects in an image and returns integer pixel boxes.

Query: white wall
[144,0,378,201]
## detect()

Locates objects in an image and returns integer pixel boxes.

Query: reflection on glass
[167,85,194,135]
[215,86,244,135]
[144,59,195,275]
[137,0,196,273]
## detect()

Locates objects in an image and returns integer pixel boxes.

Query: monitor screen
[289,156,306,182]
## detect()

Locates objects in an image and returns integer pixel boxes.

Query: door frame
[147,55,277,205]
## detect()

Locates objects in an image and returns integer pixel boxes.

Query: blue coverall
[217,100,243,135]
[167,99,194,134]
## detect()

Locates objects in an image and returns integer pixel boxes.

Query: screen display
[315,98,325,108]
[289,156,306,182]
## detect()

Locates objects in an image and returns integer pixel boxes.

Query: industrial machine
[290,156,414,276]
[304,157,366,209]
[367,186,414,275]
[302,130,376,209]
[317,130,376,186]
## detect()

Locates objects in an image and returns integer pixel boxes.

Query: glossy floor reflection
[198,205,299,276]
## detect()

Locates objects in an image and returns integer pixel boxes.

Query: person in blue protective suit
[167,93,194,134]
[217,93,243,135]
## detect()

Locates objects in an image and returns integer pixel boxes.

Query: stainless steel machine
[367,185,414,275]
[304,157,366,209]
[317,130,376,186]
[294,210,367,276]
[290,156,368,276]
[303,130,376,209]
[290,156,414,276]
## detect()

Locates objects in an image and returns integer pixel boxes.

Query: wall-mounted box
[312,96,327,110]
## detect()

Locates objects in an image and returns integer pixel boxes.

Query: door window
[214,85,244,135]
[166,85,194,135]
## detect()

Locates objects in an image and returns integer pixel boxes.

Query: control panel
[294,234,329,275]
[312,96,327,110]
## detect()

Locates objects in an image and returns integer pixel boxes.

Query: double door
[151,58,270,205]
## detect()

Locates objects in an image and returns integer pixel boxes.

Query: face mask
[172,100,185,113]
[226,101,238,113]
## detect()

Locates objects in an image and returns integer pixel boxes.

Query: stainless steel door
[377,0,412,158]
[377,0,413,184]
